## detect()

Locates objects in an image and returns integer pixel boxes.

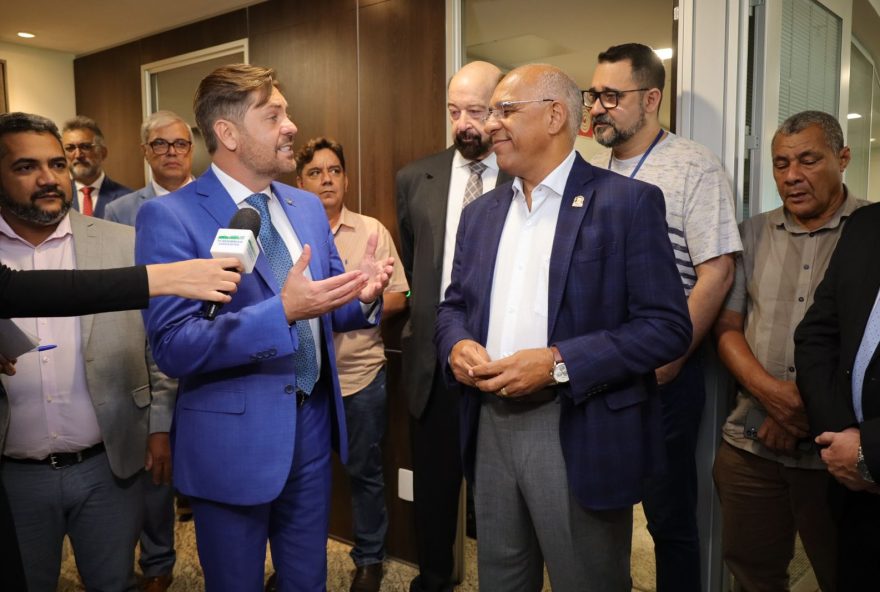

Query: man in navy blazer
[135,65,393,592]
[62,116,132,218]
[435,64,691,591]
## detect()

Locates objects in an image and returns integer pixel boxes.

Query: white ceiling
[0,0,266,56]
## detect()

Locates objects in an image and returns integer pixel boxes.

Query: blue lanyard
[608,129,666,179]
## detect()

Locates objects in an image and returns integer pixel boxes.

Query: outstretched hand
[280,244,368,322]
[357,233,394,304]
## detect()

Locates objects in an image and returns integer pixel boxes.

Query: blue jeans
[342,367,389,566]
[642,353,706,592]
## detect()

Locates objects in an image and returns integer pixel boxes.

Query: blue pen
[36,344,57,352]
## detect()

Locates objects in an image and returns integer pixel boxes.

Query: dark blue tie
[244,193,319,394]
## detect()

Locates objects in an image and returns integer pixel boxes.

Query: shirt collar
[511,149,577,199]
[769,185,860,234]
[211,163,273,205]
[0,211,73,247]
[332,205,356,234]
[151,176,193,198]
[453,150,498,171]
[76,171,105,193]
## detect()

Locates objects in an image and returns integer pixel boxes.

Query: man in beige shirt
[713,110,868,591]
[295,137,408,592]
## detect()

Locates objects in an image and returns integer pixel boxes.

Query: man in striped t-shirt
[587,43,741,592]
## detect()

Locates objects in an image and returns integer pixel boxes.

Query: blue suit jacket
[72,175,132,219]
[105,184,157,226]
[134,167,370,505]
[435,154,692,510]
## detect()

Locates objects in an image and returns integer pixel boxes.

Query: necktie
[462,161,487,208]
[81,186,94,216]
[244,193,319,395]
[852,289,880,423]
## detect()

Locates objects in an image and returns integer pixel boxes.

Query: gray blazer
[395,147,511,418]
[0,211,175,478]
[104,184,157,227]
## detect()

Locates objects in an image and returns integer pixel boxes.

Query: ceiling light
[654,48,673,61]
[872,138,876,142]
[17,32,35,39]
[847,113,862,120]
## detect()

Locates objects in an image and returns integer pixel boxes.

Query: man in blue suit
[434,64,692,591]
[107,110,195,228]
[135,64,393,592]
[62,116,131,218]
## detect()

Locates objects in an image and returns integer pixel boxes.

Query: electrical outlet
[398,468,414,502]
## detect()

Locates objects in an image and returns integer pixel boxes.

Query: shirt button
[788,366,795,373]
[798,296,804,302]
[808,232,815,237]
[803,264,810,270]
[42,357,49,363]
[284,384,295,394]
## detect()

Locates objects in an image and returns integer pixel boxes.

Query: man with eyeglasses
[105,110,194,592]
[395,60,509,592]
[435,63,691,591]
[62,115,132,219]
[106,111,195,227]
[586,43,741,592]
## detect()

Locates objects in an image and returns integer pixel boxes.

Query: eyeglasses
[482,99,554,123]
[582,88,651,110]
[63,142,98,154]
[148,139,193,155]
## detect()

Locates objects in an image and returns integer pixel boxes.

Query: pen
[36,344,57,352]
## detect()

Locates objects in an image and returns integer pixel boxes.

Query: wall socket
[398,468,414,502]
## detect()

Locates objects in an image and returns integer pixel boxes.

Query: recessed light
[654,48,673,61]
[847,113,862,120]
[872,138,876,142]
[17,32,36,39]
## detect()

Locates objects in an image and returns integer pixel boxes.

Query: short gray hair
[62,115,105,146]
[774,110,844,154]
[141,110,193,144]
[531,65,583,143]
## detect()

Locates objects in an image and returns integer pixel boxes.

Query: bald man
[396,61,510,592]
[435,64,691,590]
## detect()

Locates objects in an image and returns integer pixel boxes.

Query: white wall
[0,41,76,127]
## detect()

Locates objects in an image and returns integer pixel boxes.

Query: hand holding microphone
[203,209,262,320]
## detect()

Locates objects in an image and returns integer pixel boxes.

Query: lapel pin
[286,198,293,205]
[572,195,584,208]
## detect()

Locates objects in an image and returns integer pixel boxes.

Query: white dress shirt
[441,151,500,301]
[485,150,576,361]
[0,215,102,458]
[74,171,106,213]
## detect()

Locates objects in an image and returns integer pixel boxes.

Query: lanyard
[608,129,666,179]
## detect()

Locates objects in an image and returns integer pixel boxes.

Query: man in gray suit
[395,60,507,592]
[106,111,194,227]
[0,113,173,591]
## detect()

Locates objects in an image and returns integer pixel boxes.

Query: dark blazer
[135,167,371,505]
[395,147,512,418]
[72,175,132,219]
[795,202,880,478]
[434,154,692,511]
[0,264,148,318]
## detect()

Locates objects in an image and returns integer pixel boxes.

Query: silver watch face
[553,362,569,383]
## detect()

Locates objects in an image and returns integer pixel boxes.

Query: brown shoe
[142,573,173,592]
[350,563,383,592]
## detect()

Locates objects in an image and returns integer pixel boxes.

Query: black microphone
[203,208,262,320]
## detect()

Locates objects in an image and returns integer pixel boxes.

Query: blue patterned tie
[852,289,880,423]
[244,193,319,394]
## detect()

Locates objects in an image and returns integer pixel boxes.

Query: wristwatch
[550,346,569,384]
[857,445,875,484]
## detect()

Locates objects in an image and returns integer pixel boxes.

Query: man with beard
[396,60,509,592]
[587,43,741,592]
[62,115,131,218]
[134,64,393,591]
[0,111,174,591]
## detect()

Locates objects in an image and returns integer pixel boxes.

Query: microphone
[202,208,262,320]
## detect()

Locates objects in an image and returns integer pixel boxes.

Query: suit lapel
[196,169,277,292]
[427,149,455,273]
[69,211,98,348]
[547,156,594,339]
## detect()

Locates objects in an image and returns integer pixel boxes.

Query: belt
[480,387,558,409]
[2,442,105,469]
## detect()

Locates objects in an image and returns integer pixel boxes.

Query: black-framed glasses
[147,138,192,155]
[63,142,98,154]
[582,88,650,110]
[481,98,554,123]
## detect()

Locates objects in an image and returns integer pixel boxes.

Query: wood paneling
[72,0,445,567]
